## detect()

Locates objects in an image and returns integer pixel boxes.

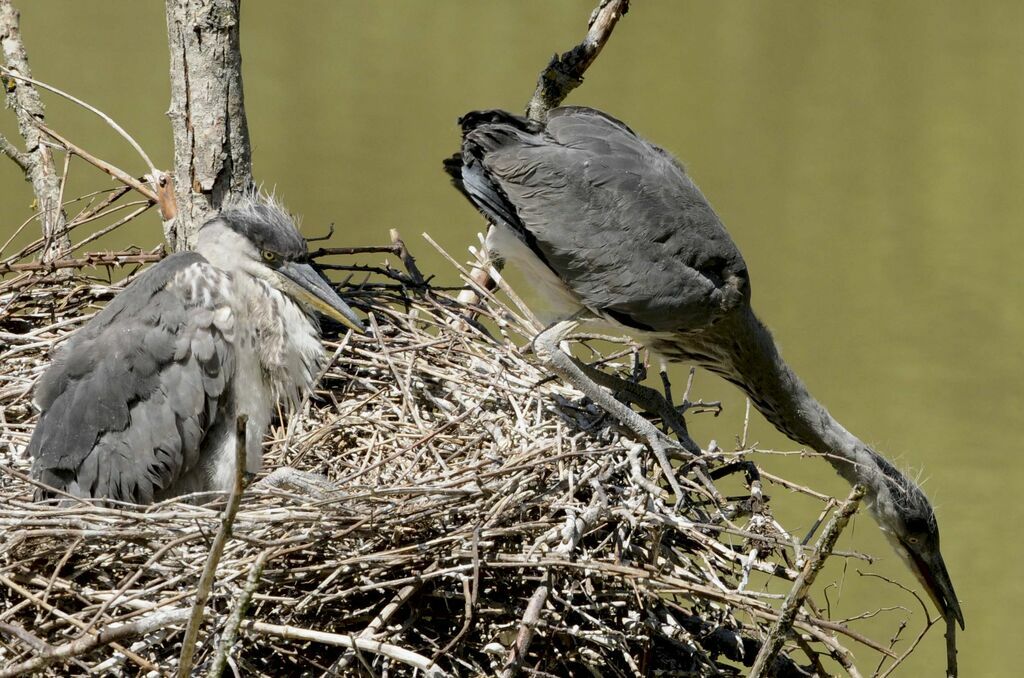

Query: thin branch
[945,618,958,678]
[526,0,631,120]
[0,132,28,171]
[457,0,630,312]
[389,228,426,287]
[501,583,550,678]
[0,0,70,260]
[0,249,163,275]
[309,244,401,259]
[0,66,158,177]
[241,621,448,678]
[749,484,866,677]
[0,605,185,678]
[176,415,248,678]
[35,123,158,202]
[329,559,440,673]
[0,186,134,264]
[207,548,277,678]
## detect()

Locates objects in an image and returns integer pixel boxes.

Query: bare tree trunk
[0,0,71,263]
[164,0,252,251]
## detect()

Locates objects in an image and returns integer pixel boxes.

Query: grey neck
[712,308,887,499]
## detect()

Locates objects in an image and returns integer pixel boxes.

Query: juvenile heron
[27,194,362,505]
[445,106,964,629]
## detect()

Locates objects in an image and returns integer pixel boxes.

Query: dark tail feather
[443,108,554,270]
[442,110,532,231]
[457,109,541,136]
[443,152,465,192]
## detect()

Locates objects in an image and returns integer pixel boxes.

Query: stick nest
[0,246,909,676]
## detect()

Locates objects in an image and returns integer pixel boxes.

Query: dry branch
[0,0,70,262]
[526,0,631,120]
[0,249,164,276]
[750,484,866,677]
[0,607,189,677]
[176,416,249,678]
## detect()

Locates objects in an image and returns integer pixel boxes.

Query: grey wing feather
[28,252,235,504]
[452,106,750,332]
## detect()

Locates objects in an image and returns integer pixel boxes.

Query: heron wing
[450,106,749,332]
[27,252,236,504]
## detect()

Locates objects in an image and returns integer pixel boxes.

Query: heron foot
[535,320,695,502]
[256,467,340,502]
[572,355,699,454]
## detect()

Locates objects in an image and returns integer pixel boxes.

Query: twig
[862,570,942,678]
[310,244,400,258]
[0,132,28,171]
[0,66,158,178]
[945,618,958,678]
[0,620,51,652]
[329,559,440,673]
[0,1,70,260]
[526,0,631,120]
[177,415,249,678]
[0,573,157,673]
[0,249,164,275]
[207,547,276,678]
[0,186,133,264]
[34,123,158,202]
[0,607,189,678]
[240,621,448,678]
[389,228,426,286]
[749,484,866,677]
[500,582,550,678]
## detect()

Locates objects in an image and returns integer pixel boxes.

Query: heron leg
[571,357,699,454]
[534,319,690,500]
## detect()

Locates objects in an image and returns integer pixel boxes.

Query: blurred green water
[1,1,1020,674]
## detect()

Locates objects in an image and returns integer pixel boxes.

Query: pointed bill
[905,542,965,630]
[276,261,363,332]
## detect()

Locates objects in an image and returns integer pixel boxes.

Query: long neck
[708,307,886,497]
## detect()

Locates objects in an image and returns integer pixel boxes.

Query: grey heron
[27,194,362,505]
[444,106,964,629]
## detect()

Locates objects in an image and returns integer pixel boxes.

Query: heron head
[197,194,363,332]
[869,459,964,630]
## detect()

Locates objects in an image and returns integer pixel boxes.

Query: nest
[0,241,916,677]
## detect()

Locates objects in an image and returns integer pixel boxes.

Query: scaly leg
[534,320,690,500]
[256,467,340,501]
[572,358,700,455]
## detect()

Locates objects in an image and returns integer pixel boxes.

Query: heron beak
[276,261,363,332]
[903,540,965,630]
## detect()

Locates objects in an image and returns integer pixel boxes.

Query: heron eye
[907,536,920,545]
[261,250,278,263]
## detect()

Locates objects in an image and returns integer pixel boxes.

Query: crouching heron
[27,194,362,505]
[445,106,963,629]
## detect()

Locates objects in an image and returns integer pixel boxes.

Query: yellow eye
[261,250,278,263]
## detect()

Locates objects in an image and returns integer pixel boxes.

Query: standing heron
[445,106,964,629]
[27,194,362,505]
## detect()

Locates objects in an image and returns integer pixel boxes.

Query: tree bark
[0,0,71,263]
[164,0,252,251]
